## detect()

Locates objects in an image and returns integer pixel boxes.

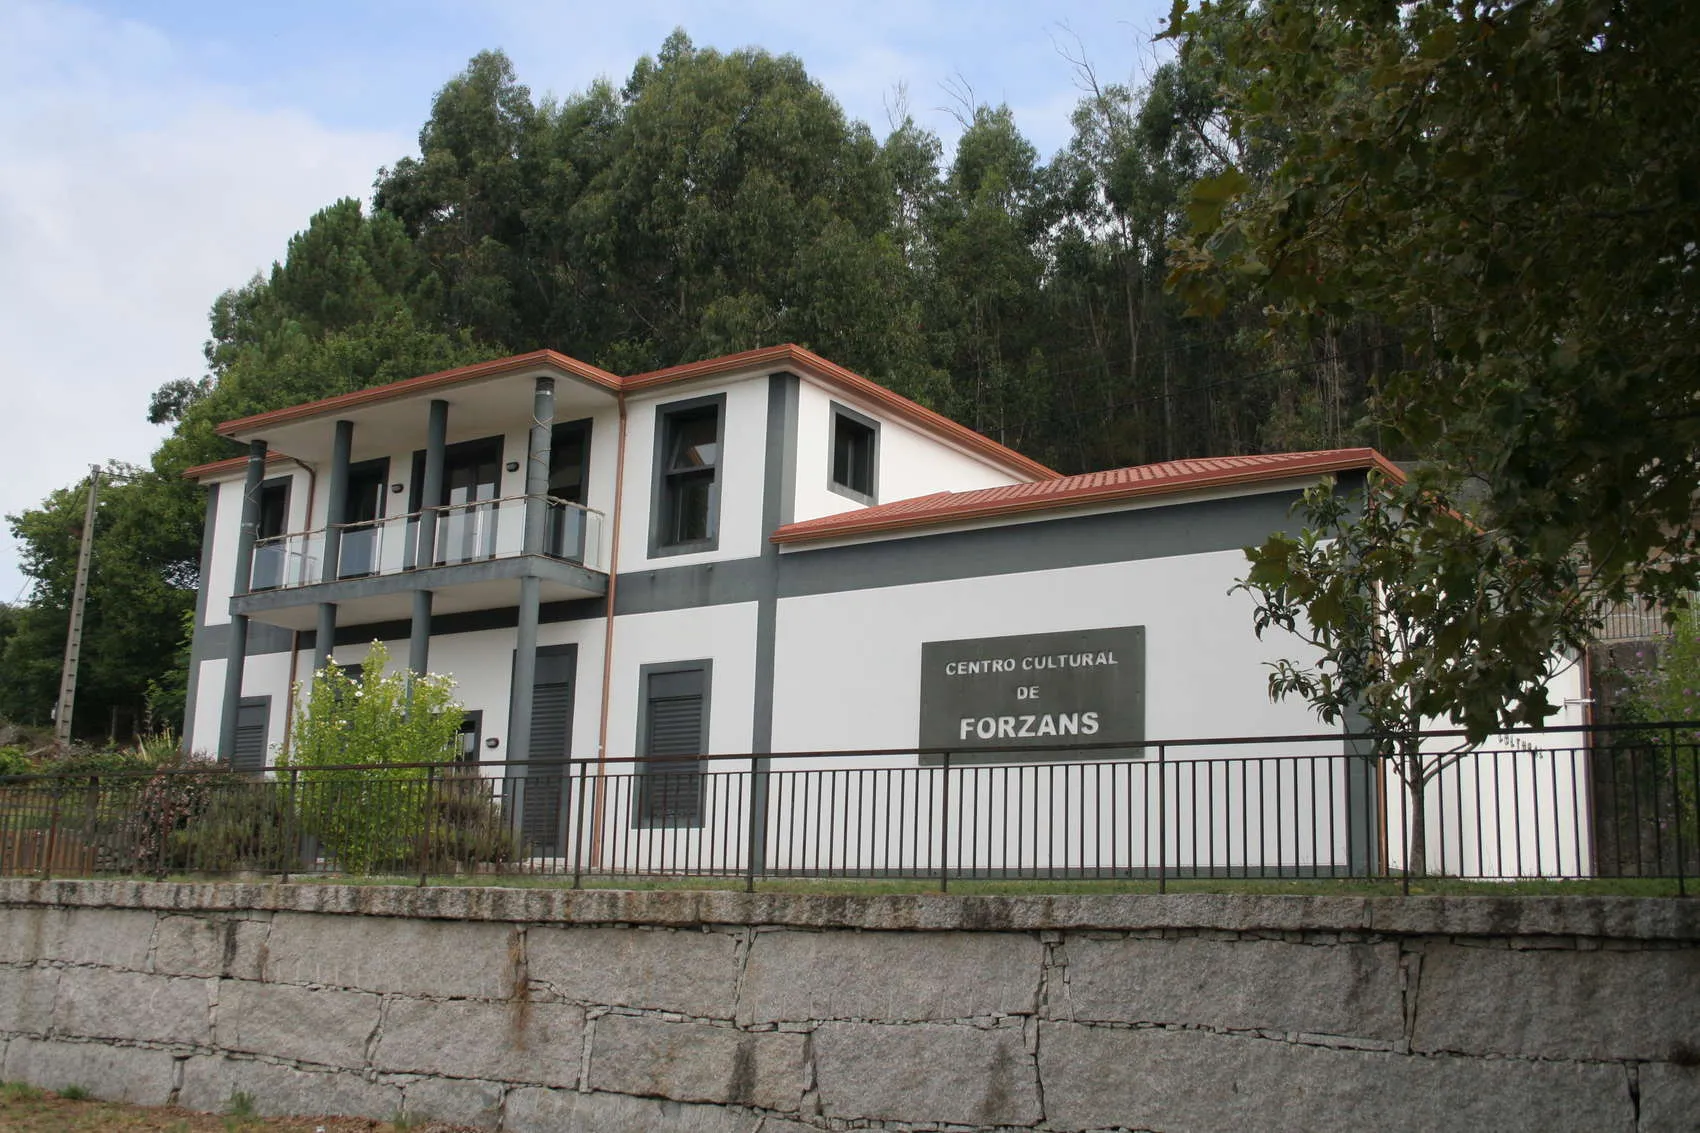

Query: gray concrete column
[508,576,542,766]
[409,588,433,674]
[509,376,554,767]
[218,440,267,763]
[417,399,448,567]
[313,603,336,677]
[321,419,353,583]
[523,377,555,555]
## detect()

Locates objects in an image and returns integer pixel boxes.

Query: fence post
[939,752,951,893]
[418,764,437,887]
[1157,744,1167,895]
[1673,724,1686,898]
[572,761,588,890]
[1402,735,1412,897]
[281,768,298,885]
[745,760,769,894]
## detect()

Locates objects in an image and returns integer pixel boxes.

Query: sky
[0,0,1175,604]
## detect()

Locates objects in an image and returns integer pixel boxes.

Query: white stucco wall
[790,379,1028,524]
[184,650,297,762]
[200,466,310,627]
[769,547,1325,758]
[618,381,769,571]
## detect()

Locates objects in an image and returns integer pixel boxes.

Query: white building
[182,345,1590,878]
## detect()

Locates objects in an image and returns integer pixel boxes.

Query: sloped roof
[190,344,1056,482]
[770,448,1405,545]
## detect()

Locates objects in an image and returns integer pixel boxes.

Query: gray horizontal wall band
[193,478,1334,662]
[612,559,769,615]
[774,487,1309,600]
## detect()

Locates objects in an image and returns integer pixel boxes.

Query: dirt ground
[0,1084,481,1132]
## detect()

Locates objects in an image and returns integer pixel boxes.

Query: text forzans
[958,712,1101,741]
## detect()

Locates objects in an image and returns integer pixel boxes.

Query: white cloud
[0,1,408,602]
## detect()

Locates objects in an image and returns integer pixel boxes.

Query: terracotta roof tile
[771,448,1405,544]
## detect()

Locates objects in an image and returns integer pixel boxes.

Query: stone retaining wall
[0,880,1697,1131]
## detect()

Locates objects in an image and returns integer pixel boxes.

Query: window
[336,458,389,579]
[635,662,710,828]
[829,403,878,504]
[546,420,591,560]
[548,420,591,504]
[651,395,724,555]
[249,477,292,590]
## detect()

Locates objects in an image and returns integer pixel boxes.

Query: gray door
[515,645,575,855]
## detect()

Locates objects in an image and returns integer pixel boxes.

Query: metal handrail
[11,721,1694,781]
[247,494,605,588]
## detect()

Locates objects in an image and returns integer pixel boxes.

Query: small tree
[281,642,462,875]
[1616,603,1700,827]
[1236,471,1597,875]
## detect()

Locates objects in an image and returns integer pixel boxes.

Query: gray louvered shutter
[232,701,268,773]
[522,680,572,852]
[640,669,705,826]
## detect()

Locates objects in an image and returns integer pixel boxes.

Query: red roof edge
[215,350,623,439]
[181,451,291,480]
[208,343,1057,483]
[770,448,1404,545]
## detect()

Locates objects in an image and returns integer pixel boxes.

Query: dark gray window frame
[649,393,726,558]
[826,401,879,505]
[633,658,713,829]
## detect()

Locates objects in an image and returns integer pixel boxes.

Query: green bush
[1617,602,1700,819]
[423,775,523,871]
[0,747,31,778]
[167,783,295,874]
[47,745,153,778]
[280,643,463,875]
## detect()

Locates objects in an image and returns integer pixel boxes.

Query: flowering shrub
[280,643,463,875]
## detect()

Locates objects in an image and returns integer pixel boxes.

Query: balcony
[234,495,608,630]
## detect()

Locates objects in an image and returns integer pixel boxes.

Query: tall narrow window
[249,478,292,590]
[336,458,388,579]
[636,663,709,828]
[829,404,878,504]
[652,396,724,555]
[546,420,591,560]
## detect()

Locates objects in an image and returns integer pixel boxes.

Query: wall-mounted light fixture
[390,483,404,493]
[505,460,521,473]
[485,737,501,749]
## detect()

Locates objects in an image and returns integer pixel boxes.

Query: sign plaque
[918,625,1146,762]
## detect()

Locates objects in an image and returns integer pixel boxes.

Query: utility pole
[53,465,101,749]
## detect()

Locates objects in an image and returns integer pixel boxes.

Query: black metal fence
[2,724,1695,890]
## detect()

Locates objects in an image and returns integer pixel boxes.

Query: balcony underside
[231,555,607,631]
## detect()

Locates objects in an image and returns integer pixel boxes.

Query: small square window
[829,404,878,504]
